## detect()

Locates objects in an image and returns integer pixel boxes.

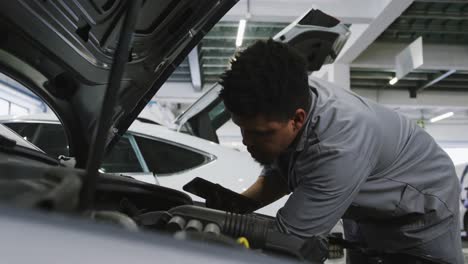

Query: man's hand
[183,177,261,213]
[242,175,288,208]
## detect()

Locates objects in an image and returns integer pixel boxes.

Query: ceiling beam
[211,22,286,29]
[167,77,191,82]
[201,46,237,52]
[431,83,468,89]
[400,14,468,20]
[377,35,468,45]
[351,72,393,79]
[415,69,457,94]
[351,79,417,88]
[351,71,430,81]
[352,42,468,71]
[204,35,270,40]
[336,0,414,64]
[221,0,388,24]
[442,75,468,82]
[173,68,190,74]
[188,46,203,92]
[353,88,468,109]
[385,28,468,35]
[202,38,259,47]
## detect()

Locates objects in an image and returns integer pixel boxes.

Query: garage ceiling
[157,0,468,144]
[169,0,468,97]
[168,22,287,84]
[352,0,468,96]
[351,69,468,93]
[379,0,468,45]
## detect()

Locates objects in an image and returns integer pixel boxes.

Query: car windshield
[0,123,43,152]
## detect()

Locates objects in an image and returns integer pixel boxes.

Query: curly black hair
[219,39,311,121]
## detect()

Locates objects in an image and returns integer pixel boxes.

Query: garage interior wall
[0,73,45,116]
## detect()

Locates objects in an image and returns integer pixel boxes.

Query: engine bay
[94,172,329,263]
[0,143,449,264]
[0,153,329,263]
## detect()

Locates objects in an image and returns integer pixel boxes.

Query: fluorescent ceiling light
[236,19,247,47]
[430,112,454,123]
[389,77,398,85]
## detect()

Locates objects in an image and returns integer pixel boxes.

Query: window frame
[2,119,69,156]
[125,133,150,173]
[129,131,217,176]
[99,133,146,174]
[3,119,218,176]
[2,120,150,174]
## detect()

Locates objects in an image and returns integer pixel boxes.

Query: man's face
[232,113,303,165]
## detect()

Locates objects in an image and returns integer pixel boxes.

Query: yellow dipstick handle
[237,237,250,248]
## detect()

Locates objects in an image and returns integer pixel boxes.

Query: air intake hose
[168,205,328,263]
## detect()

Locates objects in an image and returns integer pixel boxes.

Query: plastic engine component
[204,223,221,235]
[168,205,328,263]
[167,216,186,232]
[169,205,270,248]
[185,219,203,232]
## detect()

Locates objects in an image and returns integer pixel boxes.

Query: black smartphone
[182,177,219,199]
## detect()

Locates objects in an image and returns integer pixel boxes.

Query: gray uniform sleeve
[276,149,371,237]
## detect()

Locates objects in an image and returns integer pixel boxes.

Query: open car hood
[0,0,237,165]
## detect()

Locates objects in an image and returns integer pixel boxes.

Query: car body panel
[0,204,293,264]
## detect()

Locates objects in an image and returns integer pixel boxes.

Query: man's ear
[292,109,307,131]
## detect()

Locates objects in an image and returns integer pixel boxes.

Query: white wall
[444,148,468,167]
[425,123,468,146]
[430,123,468,167]
[0,81,45,116]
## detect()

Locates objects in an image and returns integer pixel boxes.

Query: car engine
[0,148,444,264]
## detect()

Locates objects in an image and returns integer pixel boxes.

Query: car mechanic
[216,39,464,263]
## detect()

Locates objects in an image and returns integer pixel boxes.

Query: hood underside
[0,0,237,166]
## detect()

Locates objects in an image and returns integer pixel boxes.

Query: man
[218,39,463,263]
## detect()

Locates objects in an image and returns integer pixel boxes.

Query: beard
[253,156,270,166]
[249,150,276,166]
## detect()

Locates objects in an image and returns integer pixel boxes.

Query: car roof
[0,114,246,158]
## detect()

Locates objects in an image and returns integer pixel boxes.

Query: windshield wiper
[80,0,143,210]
